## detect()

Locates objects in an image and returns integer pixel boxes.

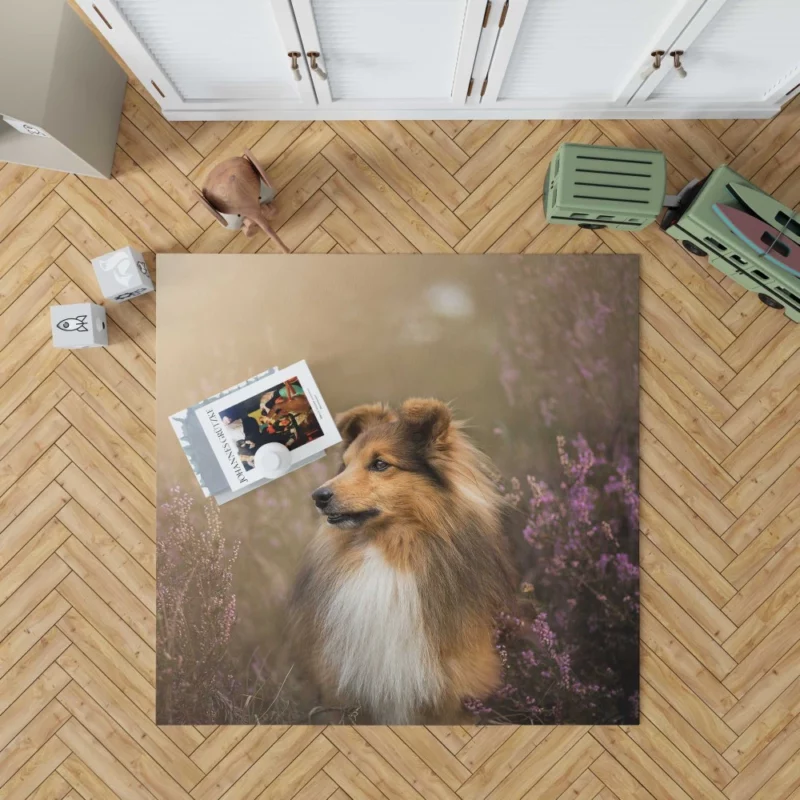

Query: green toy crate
[544,143,667,231]
[660,165,800,323]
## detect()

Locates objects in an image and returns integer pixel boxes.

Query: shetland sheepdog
[288,398,515,724]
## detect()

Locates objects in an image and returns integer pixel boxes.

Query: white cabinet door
[75,0,316,113]
[632,0,800,109]
[480,0,706,109]
[290,0,486,109]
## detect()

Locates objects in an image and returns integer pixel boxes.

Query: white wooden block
[51,303,108,348]
[91,246,154,302]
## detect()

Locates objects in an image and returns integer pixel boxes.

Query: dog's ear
[399,398,452,450]
[336,403,396,448]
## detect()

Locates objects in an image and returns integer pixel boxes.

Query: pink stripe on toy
[713,204,800,276]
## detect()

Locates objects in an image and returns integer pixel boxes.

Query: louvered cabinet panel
[291,0,484,106]
[647,0,800,102]
[494,0,689,102]
[116,0,294,100]
[75,0,314,111]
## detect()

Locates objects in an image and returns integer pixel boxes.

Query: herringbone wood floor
[2,66,800,799]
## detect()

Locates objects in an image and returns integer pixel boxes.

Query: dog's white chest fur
[321,546,444,723]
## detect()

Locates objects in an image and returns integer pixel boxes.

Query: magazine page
[169,366,280,497]
[213,451,326,506]
[194,360,341,491]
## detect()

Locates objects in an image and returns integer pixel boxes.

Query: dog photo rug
[156,254,639,726]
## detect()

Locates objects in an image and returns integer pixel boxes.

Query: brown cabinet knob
[288,52,302,82]
[307,52,327,81]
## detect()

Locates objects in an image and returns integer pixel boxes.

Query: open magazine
[170,360,341,504]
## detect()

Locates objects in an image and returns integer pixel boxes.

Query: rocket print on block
[50,303,107,349]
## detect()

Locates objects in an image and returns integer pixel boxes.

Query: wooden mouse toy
[196,149,289,253]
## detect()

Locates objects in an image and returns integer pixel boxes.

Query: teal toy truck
[543,143,666,232]
[659,165,800,323]
[544,143,800,322]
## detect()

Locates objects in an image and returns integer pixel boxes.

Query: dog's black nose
[312,487,334,508]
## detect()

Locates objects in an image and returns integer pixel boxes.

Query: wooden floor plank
[0,699,70,791]
[591,726,695,800]
[640,645,737,752]
[724,643,800,735]
[458,727,550,800]
[0,516,72,608]
[641,538,736,643]
[0,163,37,208]
[724,715,800,800]
[642,575,737,682]
[264,122,335,192]
[640,460,736,568]
[455,119,575,229]
[110,148,202,249]
[640,608,737,717]
[57,753,119,799]
[323,727,426,800]
[323,135,453,252]
[56,681,191,800]
[0,732,70,800]
[363,120,469,210]
[640,356,735,464]
[0,264,69,351]
[56,717,158,800]
[640,319,736,427]
[641,392,736,501]
[0,194,68,279]
[56,570,155,684]
[724,565,800,662]
[0,229,68,317]
[400,120,469,174]
[631,120,712,181]
[55,426,154,538]
[259,734,337,800]
[187,122,238,158]
[666,119,735,171]
[724,677,800,773]
[454,121,537,192]
[322,173,415,253]
[189,726,288,800]
[56,535,154,644]
[55,280,156,398]
[488,727,589,800]
[0,627,71,718]
[640,679,737,790]
[0,591,70,683]
[116,116,200,212]
[57,646,203,790]
[323,752,388,800]
[0,170,65,244]
[122,86,201,176]
[0,554,70,644]
[56,502,155,611]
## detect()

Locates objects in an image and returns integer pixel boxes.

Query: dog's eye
[371,459,390,472]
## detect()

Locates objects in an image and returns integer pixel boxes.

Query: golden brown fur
[288,399,516,724]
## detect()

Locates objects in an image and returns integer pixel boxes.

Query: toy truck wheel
[758,293,785,310]
[682,240,707,257]
[578,223,606,230]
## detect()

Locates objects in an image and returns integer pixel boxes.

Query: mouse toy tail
[253,213,290,254]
